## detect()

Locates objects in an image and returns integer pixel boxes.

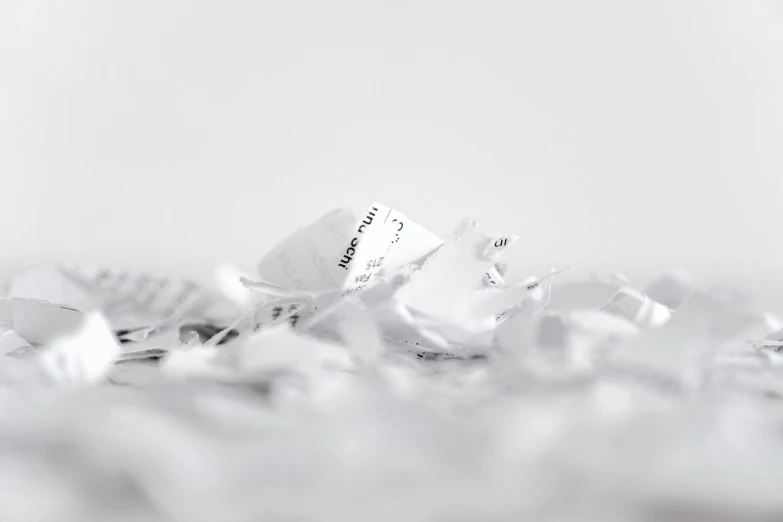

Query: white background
[2,1,783,308]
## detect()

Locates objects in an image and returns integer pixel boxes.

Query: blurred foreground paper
[1,202,783,522]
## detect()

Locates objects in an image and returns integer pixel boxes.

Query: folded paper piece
[3,201,783,521]
[0,329,31,356]
[7,297,84,345]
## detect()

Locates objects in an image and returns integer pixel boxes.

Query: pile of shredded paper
[4,202,783,522]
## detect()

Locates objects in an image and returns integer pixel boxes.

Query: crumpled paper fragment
[3,202,783,522]
[40,312,121,385]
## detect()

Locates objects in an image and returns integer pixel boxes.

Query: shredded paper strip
[2,202,783,522]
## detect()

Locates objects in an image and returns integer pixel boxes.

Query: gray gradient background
[2,1,783,308]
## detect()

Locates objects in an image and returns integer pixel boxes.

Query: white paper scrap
[240,276,338,300]
[340,203,398,296]
[10,298,84,346]
[58,265,209,326]
[379,207,443,270]
[644,270,693,310]
[0,329,32,356]
[466,271,566,320]
[336,301,385,365]
[546,281,620,313]
[611,292,762,374]
[40,312,121,385]
[483,235,518,261]
[394,219,500,319]
[0,298,12,329]
[601,287,672,328]
[238,325,354,375]
[213,263,262,309]
[7,266,90,308]
[257,208,356,291]
[4,201,783,519]
[496,312,536,354]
